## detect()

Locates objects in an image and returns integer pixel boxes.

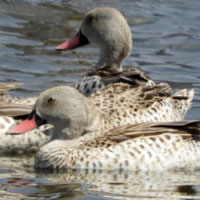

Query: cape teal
[8,85,197,170]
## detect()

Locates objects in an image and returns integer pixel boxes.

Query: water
[0,0,200,199]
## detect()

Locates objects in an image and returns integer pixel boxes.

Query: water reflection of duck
[8,85,199,170]
[1,162,200,199]
[38,170,200,199]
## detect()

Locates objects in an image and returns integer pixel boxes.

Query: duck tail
[173,89,195,120]
[174,89,194,103]
[187,89,195,104]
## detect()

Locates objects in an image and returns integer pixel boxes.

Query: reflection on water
[1,157,200,200]
[0,0,200,199]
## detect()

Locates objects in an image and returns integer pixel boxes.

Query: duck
[8,85,199,170]
[56,7,155,96]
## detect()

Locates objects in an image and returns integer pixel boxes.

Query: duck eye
[47,98,56,105]
[88,16,96,23]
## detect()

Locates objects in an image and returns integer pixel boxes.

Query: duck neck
[94,47,123,72]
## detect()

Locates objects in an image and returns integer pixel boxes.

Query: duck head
[56,8,132,70]
[8,86,100,140]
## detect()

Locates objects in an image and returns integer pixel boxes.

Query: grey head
[80,8,132,69]
[57,8,132,71]
[35,86,100,140]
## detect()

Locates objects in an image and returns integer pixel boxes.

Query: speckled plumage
[35,121,200,171]
[0,115,53,153]
[73,67,155,96]
[11,85,195,170]
[91,82,194,128]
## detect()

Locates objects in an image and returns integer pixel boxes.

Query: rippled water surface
[1,0,200,199]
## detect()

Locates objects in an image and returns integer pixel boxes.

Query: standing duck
[8,85,200,170]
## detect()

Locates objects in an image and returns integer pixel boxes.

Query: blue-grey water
[0,0,200,199]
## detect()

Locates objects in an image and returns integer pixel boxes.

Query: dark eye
[47,98,56,105]
[88,15,96,23]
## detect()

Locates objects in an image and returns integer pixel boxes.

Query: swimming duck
[56,7,155,96]
[8,85,199,170]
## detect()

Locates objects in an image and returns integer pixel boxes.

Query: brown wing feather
[107,121,200,142]
[87,65,152,87]
[135,83,172,104]
[84,121,200,148]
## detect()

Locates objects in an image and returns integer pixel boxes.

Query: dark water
[1,0,200,199]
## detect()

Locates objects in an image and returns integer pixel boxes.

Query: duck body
[74,66,155,96]
[35,121,200,171]
[91,83,194,127]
